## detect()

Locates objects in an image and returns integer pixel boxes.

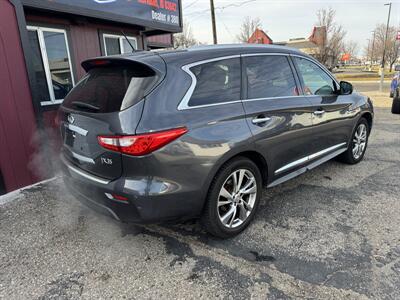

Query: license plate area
[63,126,90,153]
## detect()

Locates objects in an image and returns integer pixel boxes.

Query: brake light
[91,60,110,66]
[98,127,188,156]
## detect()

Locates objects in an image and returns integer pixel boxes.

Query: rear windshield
[63,65,158,113]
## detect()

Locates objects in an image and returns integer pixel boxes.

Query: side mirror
[340,81,353,95]
[395,65,400,72]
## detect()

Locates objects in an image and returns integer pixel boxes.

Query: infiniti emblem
[68,115,75,124]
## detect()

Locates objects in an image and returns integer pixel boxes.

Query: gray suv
[59,45,374,238]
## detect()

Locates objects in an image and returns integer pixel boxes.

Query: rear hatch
[59,55,165,180]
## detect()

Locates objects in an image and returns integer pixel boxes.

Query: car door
[241,54,315,181]
[292,56,354,157]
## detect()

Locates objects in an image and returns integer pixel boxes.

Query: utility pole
[210,0,218,44]
[380,2,392,92]
[366,39,371,71]
[370,31,376,71]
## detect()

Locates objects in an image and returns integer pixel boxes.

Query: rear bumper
[61,156,204,223]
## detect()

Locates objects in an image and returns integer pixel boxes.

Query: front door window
[294,57,337,96]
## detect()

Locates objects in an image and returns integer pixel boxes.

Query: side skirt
[267,147,347,188]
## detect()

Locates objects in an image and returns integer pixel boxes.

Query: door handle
[252,117,271,124]
[313,110,325,116]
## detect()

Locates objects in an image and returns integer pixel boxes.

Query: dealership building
[0,0,182,194]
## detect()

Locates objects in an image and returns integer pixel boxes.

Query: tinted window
[189,58,241,107]
[63,65,158,113]
[245,56,297,99]
[294,57,337,96]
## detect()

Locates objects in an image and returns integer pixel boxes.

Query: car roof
[153,44,307,65]
[159,44,303,55]
[84,44,309,72]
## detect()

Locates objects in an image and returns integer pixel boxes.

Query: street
[0,108,399,299]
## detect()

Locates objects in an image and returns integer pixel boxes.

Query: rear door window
[244,55,298,99]
[188,58,241,107]
[63,65,158,113]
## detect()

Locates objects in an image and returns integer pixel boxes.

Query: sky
[182,0,400,56]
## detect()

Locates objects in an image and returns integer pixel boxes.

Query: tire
[201,157,263,238]
[338,118,369,164]
[392,96,400,114]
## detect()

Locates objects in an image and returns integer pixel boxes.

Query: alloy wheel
[352,123,367,160]
[217,169,257,228]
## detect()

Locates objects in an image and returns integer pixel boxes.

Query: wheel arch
[360,111,373,135]
[199,149,269,216]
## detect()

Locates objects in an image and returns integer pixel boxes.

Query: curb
[0,177,57,206]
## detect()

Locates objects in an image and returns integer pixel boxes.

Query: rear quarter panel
[133,60,255,214]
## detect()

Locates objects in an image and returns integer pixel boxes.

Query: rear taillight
[98,127,188,156]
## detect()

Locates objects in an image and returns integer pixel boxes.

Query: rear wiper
[71,101,100,112]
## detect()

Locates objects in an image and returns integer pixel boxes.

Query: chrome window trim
[176,52,332,111]
[241,52,289,57]
[178,55,241,110]
[275,142,347,175]
[290,54,340,87]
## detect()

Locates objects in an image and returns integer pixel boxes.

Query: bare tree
[343,40,359,59]
[371,24,400,71]
[315,8,346,67]
[173,20,198,49]
[236,16,262,43]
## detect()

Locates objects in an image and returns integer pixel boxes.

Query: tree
[343,40,359,59]
[173,20,197,49]
[236,16,262,43]
[371,24,400,71]
[315,8,346,67]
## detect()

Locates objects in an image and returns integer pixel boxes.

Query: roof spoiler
[81,55,166,76]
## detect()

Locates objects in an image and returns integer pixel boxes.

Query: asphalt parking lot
[353,81,391,93]
[0,108,399,299]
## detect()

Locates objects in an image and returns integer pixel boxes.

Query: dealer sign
[22,0,182,32]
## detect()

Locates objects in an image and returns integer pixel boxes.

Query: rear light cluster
[98,127,188,156]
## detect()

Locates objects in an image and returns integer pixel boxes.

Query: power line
[216,11,236,41]
[185,0,258,16]
[183,0,200,10]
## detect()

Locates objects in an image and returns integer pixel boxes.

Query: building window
[103,34,138,56]
[27,26,75,106]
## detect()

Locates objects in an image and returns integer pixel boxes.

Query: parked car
[391,66,400,114]
[390,66,399,98]
[59,45,374,238]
